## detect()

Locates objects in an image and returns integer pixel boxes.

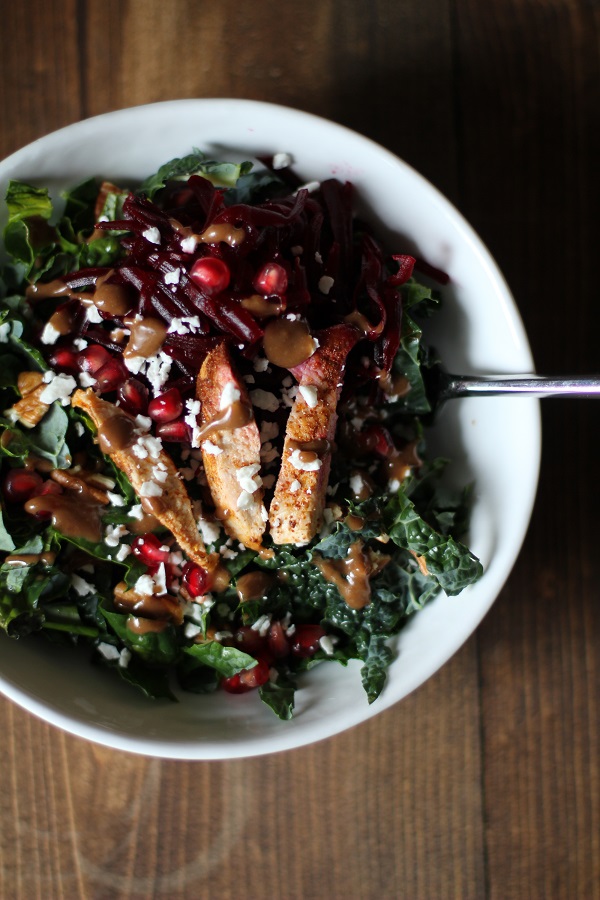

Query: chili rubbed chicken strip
[269,324,360,545]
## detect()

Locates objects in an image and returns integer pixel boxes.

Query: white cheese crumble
[289,448,322,472]
[115,544,131,562]
[180,235,197,253]
[167,314,201,335]
[78,371,97,389]
[298,384,318,408]
[164,267,182,285]
[104,523,129,547]
[39,373,77,406]
[143,226,161,244]
[0,322,10,342]
[107,491,126,507]
[318,275,335,295]
[250,389,279,412]
[314,251,323,264]
[129,504,144,520]
[40,322,61,345]
[251,614,271,637]
[319,635,337,656]
[237,490,258,510]
[133,574,155,596]
[272,151,293,169]
[252,355,270,373]
[236,463,263,495]
[260,420,279,442]
[73,337,88,351]
[85,305,103,324]
[184,622,202,639]
[124,354,146,375]
[290,479,301,493]
[202,439,223,456]
[350,474,366,496]
[198,517,221,545]
[135,414,152,433]
[97,642,120,662]
[119,648,132,669]
[219,381,241,410]
[70,574,95,596]
[139,481,163,498]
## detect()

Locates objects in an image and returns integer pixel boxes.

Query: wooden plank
[454,0,600,896]
[0,641,484,900]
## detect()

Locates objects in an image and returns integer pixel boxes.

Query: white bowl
[0,99,540,758]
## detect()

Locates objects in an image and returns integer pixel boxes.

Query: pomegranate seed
[118,378,149,416]
[267,621,290,659]
[95,358,127,392]
[148,388,183,424]
[361,424,395,457]
[131,533,170,566]
[190,257,230,295]
[289,624,326,658]
[78,344,111,374]
[182,562,209,597]
[3,469,43,503]
[222,657,271,693]
[48,348,79,373]
[156,419,191,443]
[239,657,271,689]
[234,625,268,656]
[253,262,288,297]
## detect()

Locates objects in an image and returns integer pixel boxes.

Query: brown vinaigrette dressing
[48,306,75,335]
[262,318,316,368]
[24,494,103,543]
[240,295,284,318]
[96,413,137,455]
[3,552,56,567]
[288,438,331,465]
[124,317,167,359]
[235,571,276,602]
[93,271,133,317]
[127,617,169,635]
[25,278,92,303]
[168,219,245,248]
[195,401,253,443]
[383,440,422,483]
[313,540,372,609]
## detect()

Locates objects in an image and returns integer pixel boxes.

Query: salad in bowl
[0,100,539,758]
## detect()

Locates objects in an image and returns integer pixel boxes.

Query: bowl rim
[0,98,541,759]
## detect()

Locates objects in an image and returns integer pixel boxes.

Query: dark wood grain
[0,0,597,897]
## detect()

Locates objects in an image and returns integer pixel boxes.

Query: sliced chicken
[269,324,359,545]
[71,388,215,571]
[196,342,266,551]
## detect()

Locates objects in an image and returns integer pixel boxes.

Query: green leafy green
[139,149,253,199]
[183,641,257,678]
[259,673,296,720]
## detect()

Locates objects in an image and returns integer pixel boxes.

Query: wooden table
[0,2,598,897]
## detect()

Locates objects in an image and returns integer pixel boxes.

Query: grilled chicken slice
[71,388,215,571]
[196,342,266,551]
[269,324,359,545]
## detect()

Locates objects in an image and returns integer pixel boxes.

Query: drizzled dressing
[97,413,137,454]
[24,494,103,543]
[263,318,316,368]
[196,401,253,443]
[314,540,372,609]
[124,317,167,359]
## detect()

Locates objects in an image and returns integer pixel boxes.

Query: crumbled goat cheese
[124,354,146,375]
[134,574,155,596]
[107,491,126,507]
[214,630,233,642]
[252,355,270,373]
[73,337,88,351]
[318,275,335,295]
[163,267,182,285]
[40,322,61,345]
[290,479,301,493]
[129,504,144,520]
[135,414,152,433]
[251,614,271,637]
[250,389,279,412]
[350,474,366,496]
[299,385,318,408]
[119,648,132,669]
[180,235,197,253]
[104,523,129,547]
[184,622,202,639]
[78,371,97,389]
[388,478,401,493]
[85,305,103,324]
[70,574,95,596]
[143,226,161,244]
[237,490,258,510]
[236,464,263,494]
[140,481,163,498]
[289,448,323,472]
[115,544,131,562]
[0,323,10,342]
[272,151,293,169]
[319,635,337,656]
[39,373,77,406]
[198,518,221,545]
[220,381,241,409]
[315,251,323,264]
[202,440,223,456]
[97,642,120,661]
